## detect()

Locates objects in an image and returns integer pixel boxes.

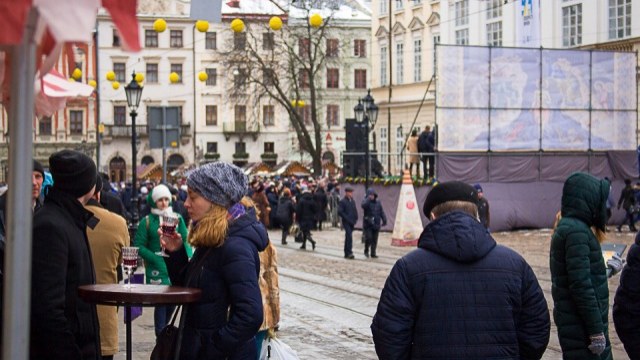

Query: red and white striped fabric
[34,68,95,116]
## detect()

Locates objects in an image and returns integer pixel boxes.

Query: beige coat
[85,203,130,356]
[258,241,280,333]
[407,136,420,164]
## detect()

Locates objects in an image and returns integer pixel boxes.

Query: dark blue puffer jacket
[165,208,268,359]
[613,233,640,359]
[371,211,550,360]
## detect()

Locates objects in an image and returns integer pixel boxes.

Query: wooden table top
[78,284,202,306]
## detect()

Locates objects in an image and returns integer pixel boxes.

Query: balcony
[103,124,148,139]
[222,121,260,141]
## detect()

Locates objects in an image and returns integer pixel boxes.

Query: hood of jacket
[418,211,495,263]
[561,172,609,231]
[227,207,269,252]
[366,188,377,197]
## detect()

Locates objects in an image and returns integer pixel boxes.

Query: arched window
[109,156,126,183]
[141,155,155,166]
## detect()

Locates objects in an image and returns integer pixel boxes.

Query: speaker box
[345,118,367,151]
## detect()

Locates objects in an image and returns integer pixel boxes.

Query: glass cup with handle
[122,246,139,289]
[156,213,179,257]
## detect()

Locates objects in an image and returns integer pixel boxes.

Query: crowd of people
[3,149,640,359]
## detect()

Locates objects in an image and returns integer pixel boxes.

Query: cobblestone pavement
[115,226,636,359]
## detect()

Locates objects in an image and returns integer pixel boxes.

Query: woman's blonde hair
[552,211,606,243]
[187,196,258,248]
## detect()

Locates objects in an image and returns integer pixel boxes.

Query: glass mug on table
[122,246,139,289]
[156,213,179,257]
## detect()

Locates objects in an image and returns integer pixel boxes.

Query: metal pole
[3,8,38,360]
[94,23,101,170]
[365,119,370,190]
[162,107,167,184]
[129,109,139,241]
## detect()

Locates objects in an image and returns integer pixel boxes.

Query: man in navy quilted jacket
[371,181,550,360]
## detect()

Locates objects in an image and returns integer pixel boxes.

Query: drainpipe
[192,23,197,165]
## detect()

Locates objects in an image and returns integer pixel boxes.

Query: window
[205,105,218,126]
[235,105,247,123]
[113,105,126,125]
[234,69,247,89]
[263,68,275,86]
[263,105,275,126]
[39,116,52,135]
[146,63,158,84]
[379,127,388,165]
[205,68,217,86]
[234,32,246,50]
[113,62,126,82]
[300,105,312,125]
[354,69,367,89]
[562,4,582,47]
[145,30,158,47]
[486,0,502,19]
[326,104,339,127]
[205,32,217,49]
[170,30,183,48]
[112,29,120,47]
[170,64,183,83]
[396,126,404,169]
[396,42,404,84]
[235,141,246,153]
[326,38,339,57]
[263,32,275,50]
[455,0,469,26]
[413,0,422,5]
[70,110,83,134]
[609,0,631,39]
[299,68,310,88]
[299,38,310,57]
[206,142,218,153]
[326,68,339,89]
[264,142,275,153]
[380,45,387,86]
[354,39,366,57]
[395,0,403,10]
[380,0,387,14]
[414,39,422,82]
[486,21,502,46]
[455,29,469,45]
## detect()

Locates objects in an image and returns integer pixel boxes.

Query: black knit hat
[33,160,45,178]
[49,150,97,198]
[423,181,478,216]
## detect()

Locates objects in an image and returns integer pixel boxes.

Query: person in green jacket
[134,183,191,337]
[550,172,612,360]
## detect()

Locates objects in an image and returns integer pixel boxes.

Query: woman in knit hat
[134,183,191,338]
[161,162,269,359]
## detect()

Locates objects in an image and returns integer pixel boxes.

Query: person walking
[613,231,640,358]
[371,181,550,359]
[338,187,358,259]
[30,150,101,360]
[313,185,328,231]
[296,185,317,250]
[134,184,191,338]
[361,189,387,258]
[275,188,295,245]
[161,162,267,359]
[550,172,613,360]
[85,176,129,360]
[406,129,420,178]
[474,183,490,230]
[617,178,637,232]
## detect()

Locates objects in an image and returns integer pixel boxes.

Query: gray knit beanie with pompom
[186,162,248,208]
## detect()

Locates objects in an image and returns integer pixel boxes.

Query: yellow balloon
[290,99,297,107]
[106,71,116,81]
[196,20,209,32]
[112,81,120,90]
[169,72,180,83]
[297,100,305,107]
[68,78,76,82]
[309,13,323,28]
[71,68,82,80]
[198,71,208,82]
[153,18,167,33]
[135,73,144,83]
[88,79,97,88]
[269,16,282,31]
[230,18,245,33]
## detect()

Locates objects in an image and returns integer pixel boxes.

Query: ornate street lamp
[124,71,142,242]
[353,89,379,190]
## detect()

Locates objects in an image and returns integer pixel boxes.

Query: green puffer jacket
[550,172,612,360]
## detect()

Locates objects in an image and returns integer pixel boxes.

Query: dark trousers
[364,227,379,256]
[154,305,176,337]
[281,221,291,244]
[343,222,353,257]
[619,209,637,231]
[409,163,420,178]
[301,228,315,248]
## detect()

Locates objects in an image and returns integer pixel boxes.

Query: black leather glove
[588,333,606,355]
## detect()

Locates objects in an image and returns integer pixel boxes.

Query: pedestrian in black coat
[361,188,387,258]
[275,189,295,245]
[313,186,328,231]
[296,188,317,250]
[338,187,358,259]
[266,184,279,229]
[617,179,637,232]
[31,150,101,360]
[613,232,640,358]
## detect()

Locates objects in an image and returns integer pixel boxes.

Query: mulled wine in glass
[122,246,139,289]
[156,213,178,257]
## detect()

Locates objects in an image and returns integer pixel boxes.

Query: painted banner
[516,0,540,47]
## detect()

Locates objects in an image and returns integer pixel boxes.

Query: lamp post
[353,89,379,190]
[124,72,143,242]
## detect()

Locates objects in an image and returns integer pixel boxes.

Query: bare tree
[222,1,346,175]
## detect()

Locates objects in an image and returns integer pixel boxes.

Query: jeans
[154,305,176,337]
[343,222,353,257]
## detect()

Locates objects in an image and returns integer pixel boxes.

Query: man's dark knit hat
[186,162,248,208]
[423,181,478,216]
[49,150,97,198]
[344,187,354,193]
[33,160,45,177]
